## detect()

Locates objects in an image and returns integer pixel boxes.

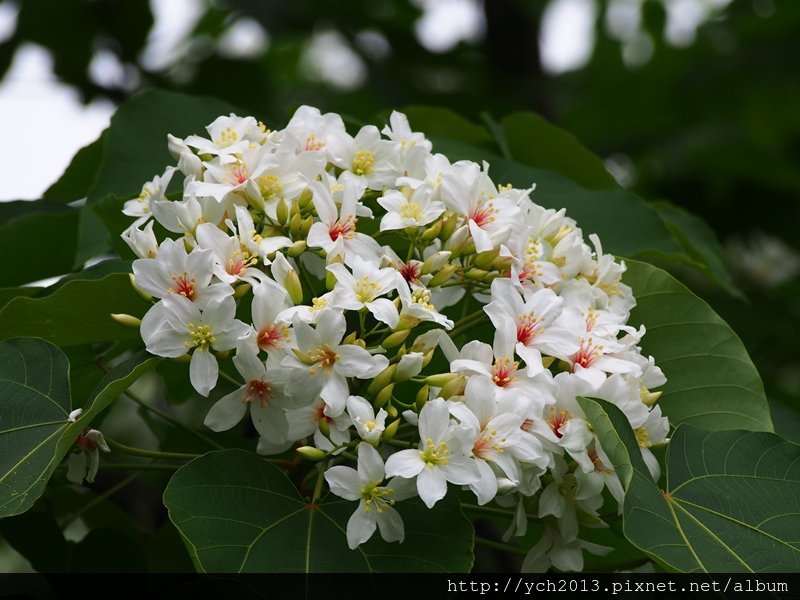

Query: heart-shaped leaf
[623,259,771,431]
[578,397,800,572]
[0,338,158,517]
[163,449,474,572]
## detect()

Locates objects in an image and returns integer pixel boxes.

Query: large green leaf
[43,132,107,203]
[0,339,71,518]
[164,449,474,572]
[624,259,771,431]
[75,89,240,266]
[652,201,742,299]
[578,397,800,572]
[0,339,158,517]
[0,273,150,347]
[0,202,79,287]
[501,112,617,190]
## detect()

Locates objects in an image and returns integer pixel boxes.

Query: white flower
[377,185,444,231]
[123,166,175,224]
[281,310,389,414]
[327,255,401,328]
[346,395,387,444]
[384,398,480,508]
[184,113,266,157]
[132,238,232,308]
[66,429,110,484]
[324,443,416,549]
[203,338,299,445]
[306,178,381,266]
[484,278,581,376]
[331,124,402,190]
[140,295,250,396]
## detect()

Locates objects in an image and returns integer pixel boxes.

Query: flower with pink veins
[306,178,381,267]
[449,340,554,413]
[140,295,250,396]
[132,238,232,309]
[203,338,300,447]
[439,167,520,253]
[250,278,294,358]
[448,377,548,505]
[281,310,389,415]
[484,278,581,376]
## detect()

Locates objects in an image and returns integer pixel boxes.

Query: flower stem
[475,536,527,556]
[105,437,199,461]
[61,472,141,528]
[460,503,517,520]
[125,390,225,451]
[101,462,182,472]
[311,460,328,504]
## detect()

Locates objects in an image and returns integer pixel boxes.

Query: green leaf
[624,259,772,432]
[0,273,150,347]
[653,201,743,298]
[0,339,158,517]
[43,132,106,203]
[164,449,474,572]
[75,89,241,266]
[579,398,800,572]
[493,162,684,260]
[0,339,72,518]
[401,105,495,148]
[501,112,617,190]
[0,202,79,287]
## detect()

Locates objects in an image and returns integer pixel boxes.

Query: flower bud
[641,389,663,407]
[382,419,400,442]
[395,352,424,381]
[318,418,331,438]
[386,405,398,419]
[262,225,284,238]
[425,372,459,387]
[381,329,410,349]
[128,274,153,302]
[368,364,397,396]
[439,211,457,242]
[289,213,303,237]
[420,219,442,241]
[276,198,289,225]
[447,225,470,256]
[233,283,252,298]
[420,251,451,275]
[473,247,501,269]
[287,240,307,257]
[296,446,327,461]
[440,375,466,399]
[374,383,395,407]
[415,384,429,410]
[421,348,435,367]
[395,313,421,331]
[465,268,489,281]
[284,269,304,305]
[301,216,314,237]
[427,265,457,288]
[297,188,313,211]
[111,313,142,328]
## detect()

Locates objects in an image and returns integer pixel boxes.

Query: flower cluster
[121,107,667,570]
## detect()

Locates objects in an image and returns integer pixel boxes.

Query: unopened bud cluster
[121,108,667,568]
